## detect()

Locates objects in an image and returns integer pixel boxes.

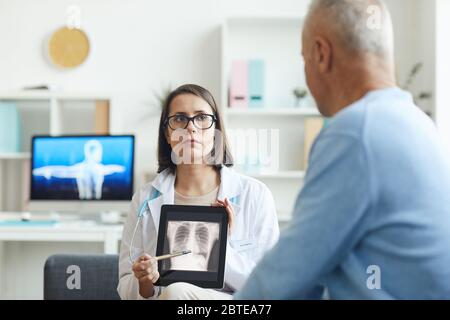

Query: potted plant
[401,62,433,116]
[292,88,309,108]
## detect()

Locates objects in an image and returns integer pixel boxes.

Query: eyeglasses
[165,114,217,130]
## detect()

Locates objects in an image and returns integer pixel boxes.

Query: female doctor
[117,84,279,300]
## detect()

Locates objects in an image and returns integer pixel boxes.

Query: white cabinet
[220,16,324,222]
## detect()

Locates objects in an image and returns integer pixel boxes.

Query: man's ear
[313,36,332,73]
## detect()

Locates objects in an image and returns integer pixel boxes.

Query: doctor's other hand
[213,198,234,234]
[132,254,159,298]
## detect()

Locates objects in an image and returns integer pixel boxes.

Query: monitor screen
[30,135,134,201]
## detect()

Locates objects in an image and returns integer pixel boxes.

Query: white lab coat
[117,166,279,300]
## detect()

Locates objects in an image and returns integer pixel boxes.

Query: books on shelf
[229,59,265,109]
[303,117,325,169]
[230,60,248,108]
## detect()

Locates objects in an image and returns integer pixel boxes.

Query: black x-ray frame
[155,205,228,289]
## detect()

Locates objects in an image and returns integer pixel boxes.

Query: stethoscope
[128,196,151,265]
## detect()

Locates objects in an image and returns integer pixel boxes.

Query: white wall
[416,0,436,116]
[385,0,435,116]
[435,0,450,154]
[0,0,310,187]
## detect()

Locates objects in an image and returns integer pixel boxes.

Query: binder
[0,102,21,153]
[248,59,265,108]
[229,60,248,108]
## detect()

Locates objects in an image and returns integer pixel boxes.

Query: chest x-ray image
[32,138,128,200]
[164,221,220,272]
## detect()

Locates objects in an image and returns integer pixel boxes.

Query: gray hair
[307,0,394,57]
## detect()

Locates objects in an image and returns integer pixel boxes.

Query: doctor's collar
[151,166,242,201]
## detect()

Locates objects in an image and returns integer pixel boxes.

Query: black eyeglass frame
[164,114,217,130]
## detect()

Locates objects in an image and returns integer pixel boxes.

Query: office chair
[44,254,120,300]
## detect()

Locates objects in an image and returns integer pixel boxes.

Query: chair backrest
[44,254,120,300]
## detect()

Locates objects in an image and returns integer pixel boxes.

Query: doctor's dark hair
[157,84,234,174]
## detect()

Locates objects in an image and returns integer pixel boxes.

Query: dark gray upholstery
[44,254,120,300]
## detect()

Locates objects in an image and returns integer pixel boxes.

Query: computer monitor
[30,135,134,203]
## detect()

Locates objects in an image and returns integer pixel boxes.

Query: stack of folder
[229,59,265,109]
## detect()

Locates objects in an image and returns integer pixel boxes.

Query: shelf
[225,14,305,25]
[0,92,111,137]
[277,210,293,223]
[242,170,306,179]
[278,215,292,223]
[0,152,31,160]
[0,90,110,101]
[225,108,320,116]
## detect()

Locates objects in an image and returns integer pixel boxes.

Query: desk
[0,223,123,253]
[0,212,123,299]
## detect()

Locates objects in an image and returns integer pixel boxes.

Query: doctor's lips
[182,138,201,145]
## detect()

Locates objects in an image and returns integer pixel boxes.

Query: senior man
[235,0,450,299]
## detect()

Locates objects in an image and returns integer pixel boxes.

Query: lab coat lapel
[147,169,175,230]
[218,166,242,217]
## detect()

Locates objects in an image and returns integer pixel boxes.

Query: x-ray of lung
[163,221,220,272]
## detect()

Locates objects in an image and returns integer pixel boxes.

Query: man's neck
[175,165,220,197]
[329,57,397,116]
[334,82,395,115]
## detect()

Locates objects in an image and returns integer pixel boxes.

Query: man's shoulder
[322,100,368,140]
[323,88,418,141]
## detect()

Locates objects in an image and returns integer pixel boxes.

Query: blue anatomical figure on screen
[31,136,134,201]
[33,140,125,199]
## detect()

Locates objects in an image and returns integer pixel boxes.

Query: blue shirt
[235,88,450,300]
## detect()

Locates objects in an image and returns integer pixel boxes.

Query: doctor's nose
[186,120,197,134]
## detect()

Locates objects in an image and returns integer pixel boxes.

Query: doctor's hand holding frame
[130,200,234,298]
[117,84,279,300]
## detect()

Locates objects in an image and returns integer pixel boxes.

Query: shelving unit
[0,153,31,160]
[221,15,310,110]
[0,91,110,101]
[0,90,110,151]
[226,108,320,116]
[0,91,111,212]
[247,171,306,180]
[220,15,323,222]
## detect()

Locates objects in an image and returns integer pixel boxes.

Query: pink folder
[229,60,248,108]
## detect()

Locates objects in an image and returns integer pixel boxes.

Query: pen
[155,250,191,261]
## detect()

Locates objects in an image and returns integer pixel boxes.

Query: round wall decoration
[47,26,90,69]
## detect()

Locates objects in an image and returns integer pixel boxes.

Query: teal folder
[0,102,21,152]
[248,60,265,108]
